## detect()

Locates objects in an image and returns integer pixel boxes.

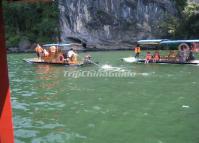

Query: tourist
[67,48,78,64]
[178,46,185,63]
[145,52,151,64]
[35,44,43,60]
[49,45,57,55]
[153,51,160,62]
[187,47,195,61]
[167,50,177,61]
[134,44,141,58]
[58,53,65,63]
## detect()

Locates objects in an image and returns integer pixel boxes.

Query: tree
[3,1,59,47]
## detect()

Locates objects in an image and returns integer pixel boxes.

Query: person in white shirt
[67,48,77,58]
[67,48,78,64]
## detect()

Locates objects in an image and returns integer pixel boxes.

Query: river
[8,51,199,143]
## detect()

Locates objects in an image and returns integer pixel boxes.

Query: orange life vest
[135,47,141,53]
[35,46,43,53]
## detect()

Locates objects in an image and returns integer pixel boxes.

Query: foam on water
[182,105,190,108]
[101,64,114,69]
[101,64,125,72]
[141,73,150,76]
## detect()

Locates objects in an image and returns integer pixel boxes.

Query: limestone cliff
[58,0,178,49]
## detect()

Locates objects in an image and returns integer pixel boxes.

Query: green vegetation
[3,1,59,47]
[2,0,199,48]
[176,3,199,38]
[173,0,187,11]
[165,1,199,39]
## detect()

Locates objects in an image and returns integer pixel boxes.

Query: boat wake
[100,64,126,72]
[122,57,138,63]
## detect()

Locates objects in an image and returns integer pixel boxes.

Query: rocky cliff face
[58,0,178,49]
[188,0,199,3]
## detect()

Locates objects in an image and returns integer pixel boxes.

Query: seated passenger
[63,51,68,59]
[168,51,175,57]
[67,48,78,64]
[57,53,65,63]
[187,49,195,61]
[153,51,160,62]
[167,50,177,61]
[145,52,152,64]
[49,46,57,55]
[178,47,185,63]
[134,44,141,58]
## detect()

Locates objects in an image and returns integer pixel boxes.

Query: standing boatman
[35,44,43,60]
[134,44,141,58]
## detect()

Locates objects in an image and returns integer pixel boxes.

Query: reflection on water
[8,52,199,143]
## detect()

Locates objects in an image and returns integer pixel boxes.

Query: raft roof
[137,39,169,45]
[138,39,199,46]
[160,40,199,44]
[43,43,82,47]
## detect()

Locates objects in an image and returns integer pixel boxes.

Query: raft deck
[23,58,86,66]
[122,57,199,65]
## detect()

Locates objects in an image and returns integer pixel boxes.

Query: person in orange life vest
[35,44,43,59]
[134,44,141,58]
[153,51,160,62]
[145,52,152,64]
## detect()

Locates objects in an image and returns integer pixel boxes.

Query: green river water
[8,51,199,143]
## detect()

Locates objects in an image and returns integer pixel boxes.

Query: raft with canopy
[122,39,199,65]
[23,43,94,66]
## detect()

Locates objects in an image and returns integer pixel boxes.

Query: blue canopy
[42,43,82,51]
[160,40,199,45]
[43,43,81,47]
[138,39,169,45]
